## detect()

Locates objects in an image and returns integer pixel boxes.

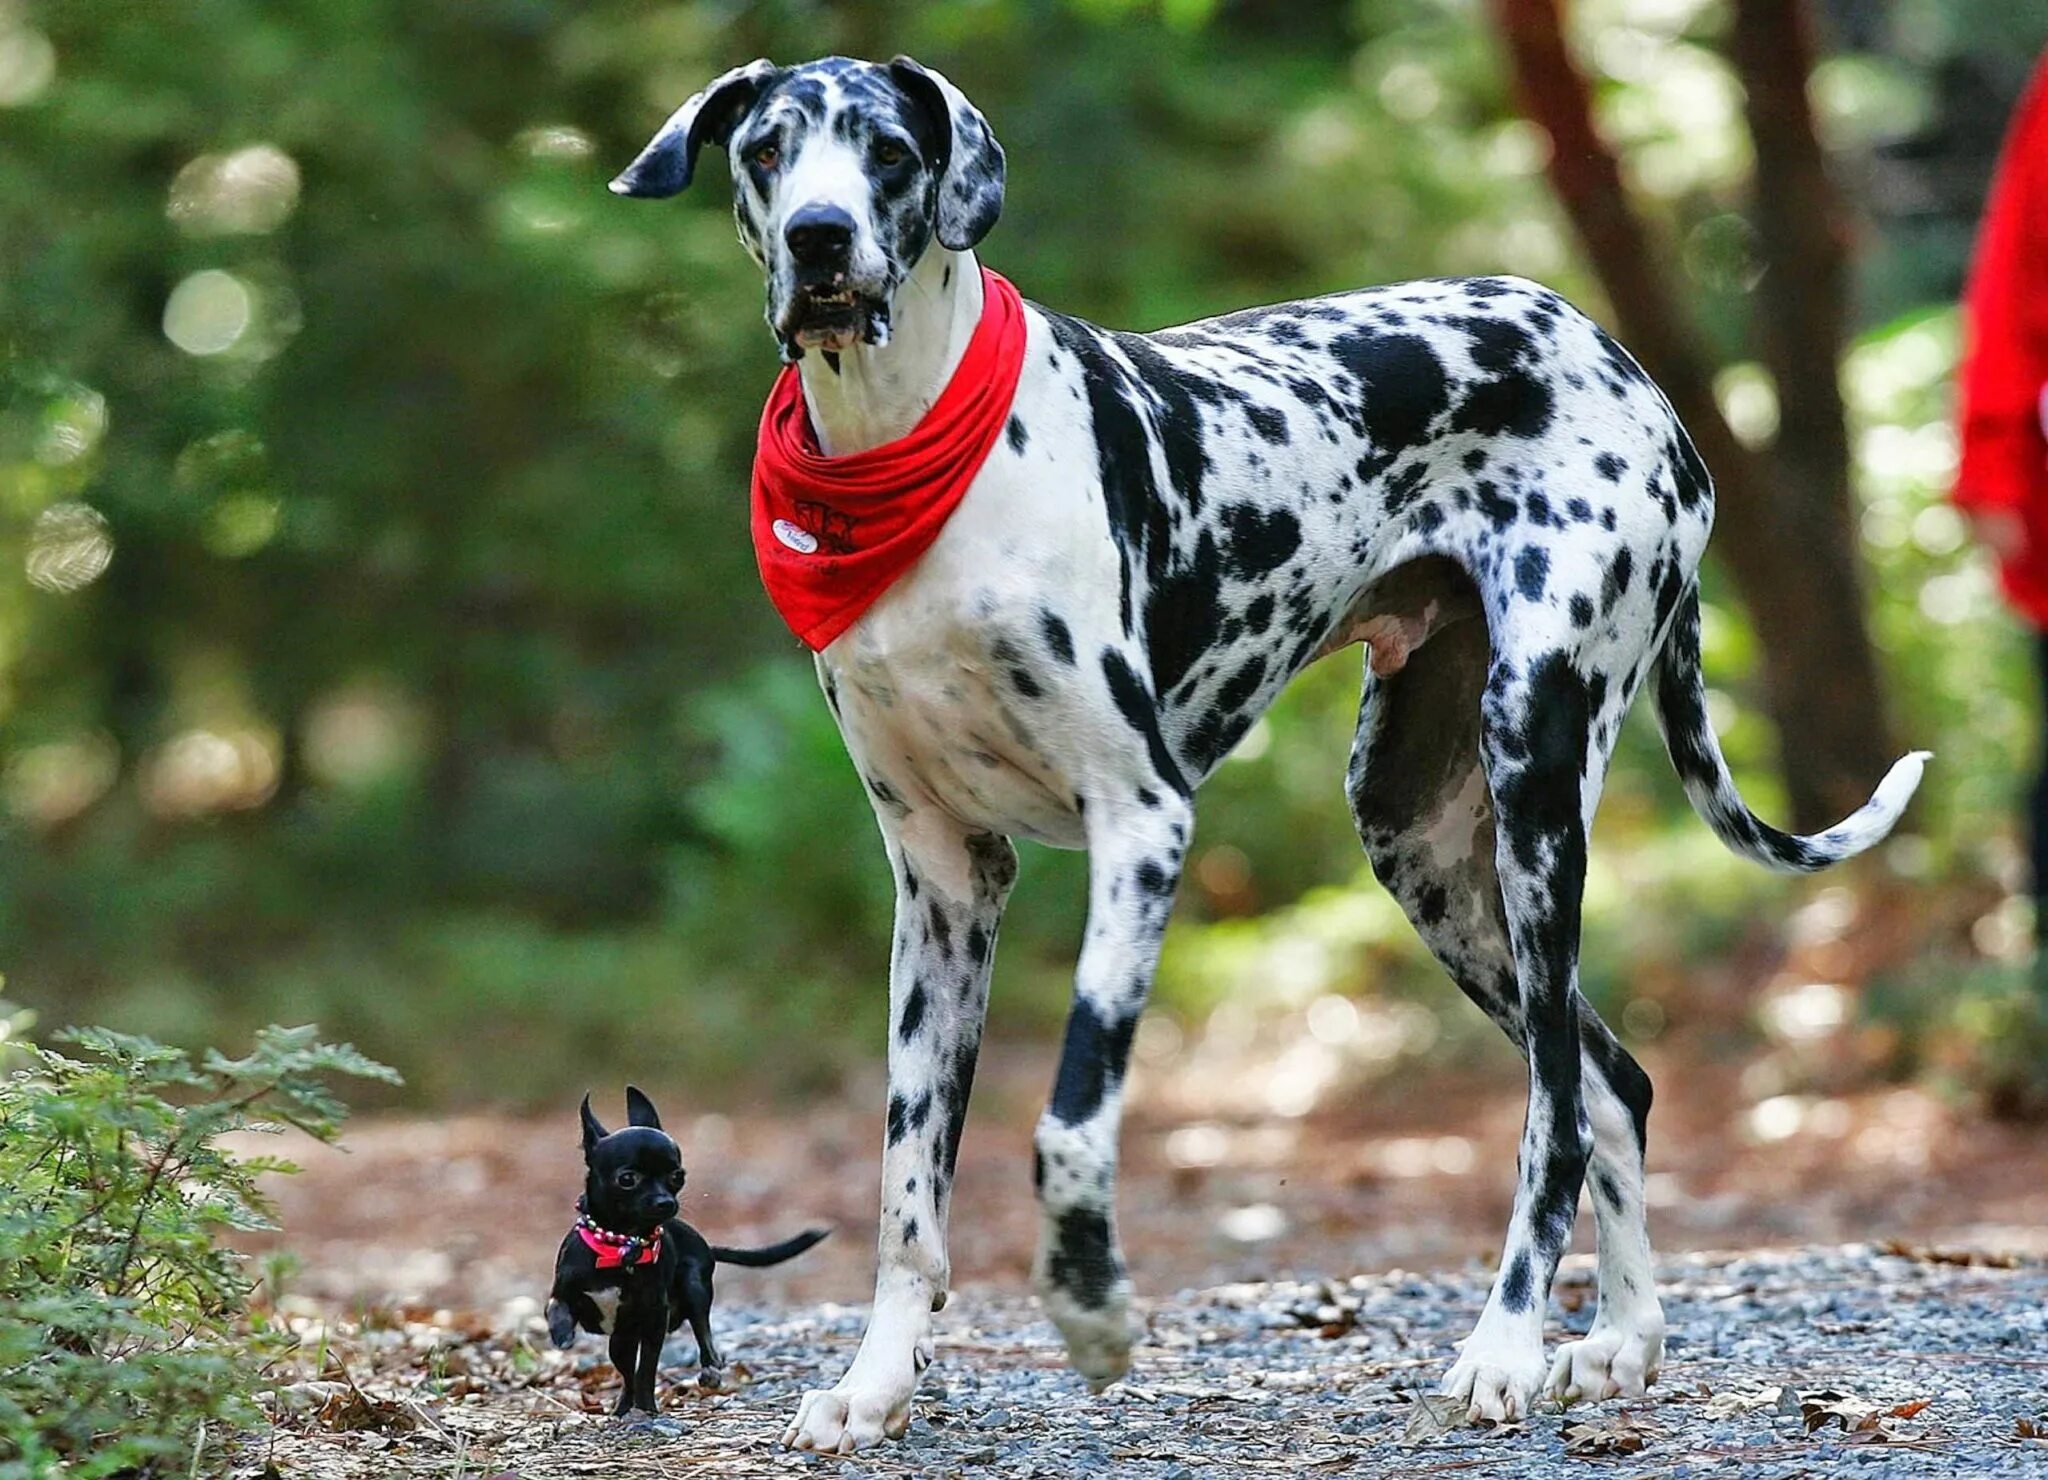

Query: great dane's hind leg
[1351,612,1658,1420]
[1033,790,1191,1390]
[783,821,1016,1454]
[1546,1009,1663,1402]
[1440,646,1595,1421]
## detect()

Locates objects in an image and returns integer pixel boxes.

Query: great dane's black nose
[785,205,855,268]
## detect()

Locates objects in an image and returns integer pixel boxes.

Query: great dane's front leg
[1033,792,1190,1389]
[784,818,1016,1454]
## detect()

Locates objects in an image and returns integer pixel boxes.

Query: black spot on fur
[1006,414,1029,454]
[1101,649,1190,796]
[1501,1250,1533,1312]
[1601,548,1634,617]
[898,981,928,1042]
[1049,999,1138,1126]
[1245,402,1289,444]
[1145,530,1226,698]
[1217,655,1267,712]
[1221,505,1301,578]
[1333,331,1452,457]
[1047,1206,1118,1307]
[886,1090,932,1146]
[1039,610,1076,665]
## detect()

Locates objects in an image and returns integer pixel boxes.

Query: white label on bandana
[772,518,819,554]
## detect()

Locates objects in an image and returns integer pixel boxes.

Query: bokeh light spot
[163,270,254,356]
[26,502,113,592]
[168,144,302,236]
[0,23,55,107]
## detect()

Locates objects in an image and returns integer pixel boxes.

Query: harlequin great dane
[612,54,1927,1454]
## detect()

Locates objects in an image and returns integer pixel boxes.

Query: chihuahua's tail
[712,1226,831,1267]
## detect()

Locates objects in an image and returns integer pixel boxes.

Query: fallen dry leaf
[1401,1392,1469,1442]
[1876,1238,2022,1269]
[1562,1416,1648,1457]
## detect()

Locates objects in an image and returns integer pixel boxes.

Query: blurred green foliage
[1,0,2044,1105]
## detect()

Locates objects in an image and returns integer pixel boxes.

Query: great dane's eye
[875,141,906,168]
[616,1170,639,1189]
[752,142,780,170]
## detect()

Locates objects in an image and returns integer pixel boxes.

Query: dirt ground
[237,1029,2048,1478]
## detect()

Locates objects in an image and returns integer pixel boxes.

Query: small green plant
[0,1009,397,1477]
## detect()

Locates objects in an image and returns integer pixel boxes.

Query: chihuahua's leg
[785,816,1016,1455]
[545,1295,578,1350]
[1032,790,1188,1390]
[635,1321,664,1414]
[608,1327,641,1417]
[685,1271,724,1385]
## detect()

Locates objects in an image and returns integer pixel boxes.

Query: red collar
[576,1215,662,1269]
[749,268,1029,651]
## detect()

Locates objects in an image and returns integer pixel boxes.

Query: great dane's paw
[1545,1311,1665,1404]
[697,1363,725,1391]
[1038,1281,1135,1392]
[780,1326,931,1454]
[1441,1338,1547,1424]
[781,1382,913,1453]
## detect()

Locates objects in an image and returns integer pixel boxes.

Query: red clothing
[1957,57,2048,625]
[749,269,1028,651]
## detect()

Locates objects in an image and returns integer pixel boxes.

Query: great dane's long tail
[1653,584,1929,874]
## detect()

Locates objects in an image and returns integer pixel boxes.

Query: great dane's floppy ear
[623,1085,662,1130]
[580,1094,609,1156]
[610,58,778,199]
[888,56,1005,251]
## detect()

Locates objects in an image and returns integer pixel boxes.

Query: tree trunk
[1486,0,1899,828]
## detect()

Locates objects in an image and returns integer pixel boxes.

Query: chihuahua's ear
[580,1094,609,1157]
[624,1085,662,1130]
[609,58,778,199]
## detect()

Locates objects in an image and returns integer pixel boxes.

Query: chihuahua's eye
[616,1170,639,1189]
[875,140,906,168]
[752,142,780,170]
[666,1171,684,1191]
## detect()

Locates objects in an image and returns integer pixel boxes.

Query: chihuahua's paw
[544,1299,577,1350]
[781,1380,913,1454]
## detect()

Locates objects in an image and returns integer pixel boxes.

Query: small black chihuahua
[545,1087,829,1416]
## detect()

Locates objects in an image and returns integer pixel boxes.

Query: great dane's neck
[797,247,983,457]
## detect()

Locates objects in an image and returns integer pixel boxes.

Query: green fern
[0,1008,396,1477]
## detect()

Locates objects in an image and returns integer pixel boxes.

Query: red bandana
[750,269,1029,651]
[576,1219,663,1269]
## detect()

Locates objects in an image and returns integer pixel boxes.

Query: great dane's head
[611,55,1004,360]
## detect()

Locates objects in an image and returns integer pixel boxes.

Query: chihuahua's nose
[653,1194,679,1218]
[785,204,854,269]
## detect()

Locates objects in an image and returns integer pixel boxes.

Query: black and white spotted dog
[611,54,1927,1454]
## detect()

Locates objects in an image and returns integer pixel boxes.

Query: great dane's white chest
[819,392,1111,850]
[824,576,1082,847]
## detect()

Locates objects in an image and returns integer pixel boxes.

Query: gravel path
[258,1243,2048,1477]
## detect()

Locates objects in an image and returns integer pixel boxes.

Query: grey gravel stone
[538,1246,2048,1477]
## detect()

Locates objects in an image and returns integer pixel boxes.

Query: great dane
[611,53,1927,1454]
